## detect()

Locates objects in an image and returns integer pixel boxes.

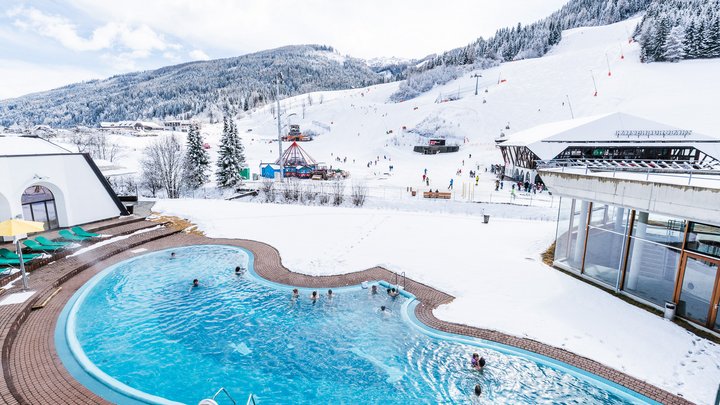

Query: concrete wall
[0,154,122,226]
[540,170,720,227]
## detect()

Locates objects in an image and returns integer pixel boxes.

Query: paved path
[0,229,694,404]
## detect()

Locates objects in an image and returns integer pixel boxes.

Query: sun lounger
[58,229,91,242]
[0,258,21,266]
[0,248,40,261]
[71,226,101,238]
[23,239,64,253]
[35,236,71,247]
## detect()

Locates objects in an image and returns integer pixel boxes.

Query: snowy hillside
[46,16,720,210]
[0,45,390,128]
[220,17,720,194]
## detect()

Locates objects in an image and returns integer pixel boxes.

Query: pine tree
[216,116,243,189]
[684,20,698,59]
[706,17,720,58]
[663,26,686,62]
[183,123,210,190]
[230,117,246,172]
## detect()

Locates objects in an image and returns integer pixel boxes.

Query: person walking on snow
[448,178,454,190]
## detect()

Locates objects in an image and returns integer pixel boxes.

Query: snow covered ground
[52,16,720,403]
[154,198,719,405]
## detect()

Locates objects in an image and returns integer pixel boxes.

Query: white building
[163,120,194,132]
[99,121,164,132]
[526,116,720,332]
[496,112,720,184]
[0,136,129,232]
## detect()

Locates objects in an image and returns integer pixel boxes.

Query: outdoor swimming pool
[60,245,655,404]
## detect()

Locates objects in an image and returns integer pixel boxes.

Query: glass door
[677,253,720,329]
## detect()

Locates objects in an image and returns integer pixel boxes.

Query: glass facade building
[554,197,720,332]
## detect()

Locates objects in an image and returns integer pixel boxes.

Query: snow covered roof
[499,113,720,161]
[0,135,71,156]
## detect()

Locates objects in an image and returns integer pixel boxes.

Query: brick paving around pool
[0,225,694,404]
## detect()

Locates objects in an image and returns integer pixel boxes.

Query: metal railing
[537,159,720,186]
[395,271,406,290]
[246,393,257,405]
[209,387,237,404]
[537,158,720,173]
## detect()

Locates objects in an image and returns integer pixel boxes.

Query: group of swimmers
[471,352,486,399]
[292,288,334,304]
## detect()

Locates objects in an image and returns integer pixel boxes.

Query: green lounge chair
[0,258,21,266]
[0,248,40,261]
[35,236,71,247]
[58,229,90,242]
[71,226,101,238]
[23,239,64,253]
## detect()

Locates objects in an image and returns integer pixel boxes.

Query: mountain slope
[0,45,388,128]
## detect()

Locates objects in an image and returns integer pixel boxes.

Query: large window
[677,256,718,325]
[623,212,683,306]
[686,222,720,259]
[21,185,58,230]
[583,205,630,287]
[554,198,588,272]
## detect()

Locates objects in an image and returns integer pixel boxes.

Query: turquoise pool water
[63,245,653,404]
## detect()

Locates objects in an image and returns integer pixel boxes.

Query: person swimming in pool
[292,288,300,299]
[235,266,244,275]
[471,353,486,371]
[371,285,378,295]
[327,289,334,299]
[379,305,392,317]
[388,288,400,298]
[170,252,176,259]
[310,291,319,304]
[189,279,199,291]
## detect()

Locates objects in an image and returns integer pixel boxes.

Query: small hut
[260,163,282,179]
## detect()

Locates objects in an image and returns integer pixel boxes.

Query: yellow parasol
[0,219,45,236]
[0,218,45,290]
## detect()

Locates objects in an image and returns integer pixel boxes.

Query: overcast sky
[0,0,568,99]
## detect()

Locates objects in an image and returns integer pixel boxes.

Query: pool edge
[59,243,661,405]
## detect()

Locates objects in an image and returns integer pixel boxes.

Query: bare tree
[261,179,276,203]
[141,135,184,198]
[331,179,345,206]
[140,156,161,198]
[302,183,317,203]
[69,131,90,153]
[69,130,122,162]
[351,183,368,207]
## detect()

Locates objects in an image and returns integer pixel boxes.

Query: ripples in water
[72,245,641,404]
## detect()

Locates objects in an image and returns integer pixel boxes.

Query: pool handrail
[209,387,236,404]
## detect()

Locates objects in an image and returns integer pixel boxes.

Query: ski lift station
[513,113,720,332]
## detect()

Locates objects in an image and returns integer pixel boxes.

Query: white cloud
[188,49,210,61]
[9,6,172,55]
[64,0,569,59]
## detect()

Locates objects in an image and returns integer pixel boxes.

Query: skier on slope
[448,178,454,190]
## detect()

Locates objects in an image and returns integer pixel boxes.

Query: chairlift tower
[471,73,482,95]
[276,73,284,180]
